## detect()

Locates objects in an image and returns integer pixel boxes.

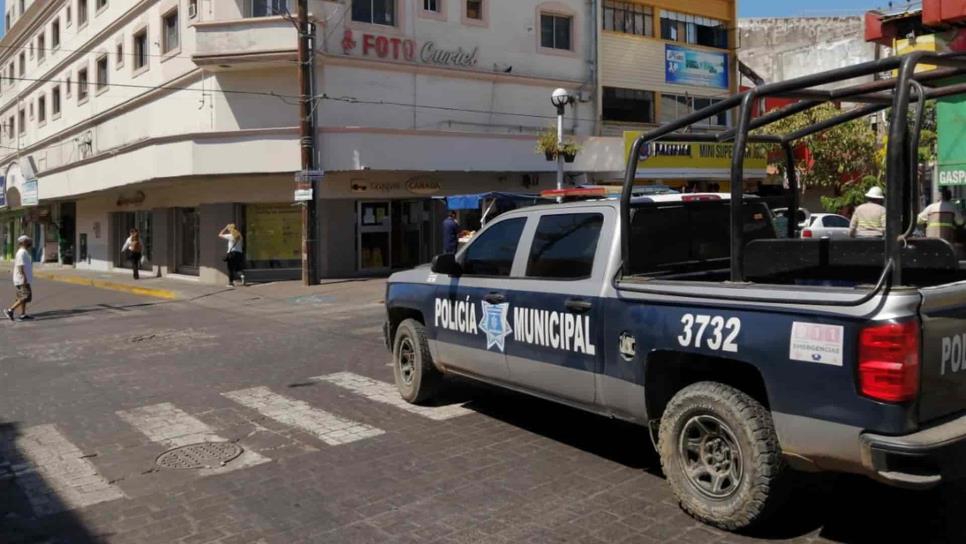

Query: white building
[0,0,737,283]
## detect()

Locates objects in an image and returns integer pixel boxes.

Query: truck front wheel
[658,381,787,531]
[392,319,443,404]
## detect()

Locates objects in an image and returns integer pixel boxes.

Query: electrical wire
[0,73,303,100]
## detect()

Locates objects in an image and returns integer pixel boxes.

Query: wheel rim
[398,337,416,386]
[678,414,743,500]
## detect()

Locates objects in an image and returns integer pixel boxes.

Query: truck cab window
[461,218,525,276]
[526,213,603,279]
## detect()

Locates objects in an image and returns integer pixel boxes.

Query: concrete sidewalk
[0,263,387,302]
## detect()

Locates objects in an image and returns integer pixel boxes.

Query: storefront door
[113,211,153,271]
[358,201,391,272]
[176,207,200,275]
[391,200,435,270]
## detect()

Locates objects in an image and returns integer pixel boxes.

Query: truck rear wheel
[658,381,787,531]
[393,319,442,404]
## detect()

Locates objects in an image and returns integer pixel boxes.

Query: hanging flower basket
[544,149,557,161]
[562,151,576,163]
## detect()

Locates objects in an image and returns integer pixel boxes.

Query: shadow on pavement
[455,384,966,543]
[0,421,107,543]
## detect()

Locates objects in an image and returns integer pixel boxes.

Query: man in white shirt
[917,188,964,244]
[6,235,34,321]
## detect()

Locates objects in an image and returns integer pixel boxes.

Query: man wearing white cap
[849,186,887,238]
[5,235,33,321]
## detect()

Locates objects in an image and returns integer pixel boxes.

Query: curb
[30,271,179,300]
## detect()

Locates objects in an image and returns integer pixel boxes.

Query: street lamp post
[551,88,574,198]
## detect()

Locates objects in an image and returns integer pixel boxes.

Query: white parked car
[801,213,852,239]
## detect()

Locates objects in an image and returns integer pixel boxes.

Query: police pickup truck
[385,53,966,530]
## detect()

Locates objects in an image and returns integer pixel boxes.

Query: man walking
[6,235,34,321]
[917,188,964,243]
[849,187,887,238]
[442,210,460,254]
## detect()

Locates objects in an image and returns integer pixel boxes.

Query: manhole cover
[155,442,243,470]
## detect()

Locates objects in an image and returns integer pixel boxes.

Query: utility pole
[297,0,320,285]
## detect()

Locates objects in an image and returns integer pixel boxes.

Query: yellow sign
[246,203,301,263]
[894,34,949,74]
[623,132,769,180]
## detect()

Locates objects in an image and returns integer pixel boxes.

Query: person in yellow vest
[917,188,964,243]
[849,186,887,238]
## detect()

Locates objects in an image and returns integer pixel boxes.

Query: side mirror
[431,253,462,276]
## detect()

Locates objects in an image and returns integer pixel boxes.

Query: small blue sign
[0,176,5,208]
[665,44,729,90]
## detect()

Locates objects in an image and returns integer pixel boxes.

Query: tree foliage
[757,103,880,190]
[820,175,883,215]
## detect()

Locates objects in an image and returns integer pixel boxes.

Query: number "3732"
[677,314,741,353]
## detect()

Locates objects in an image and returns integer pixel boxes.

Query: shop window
[461,218,526,277]
[603,87,655,124]
[352,0,395,26]
[248,0,288,17]
[133,29,148,71]
[526,213,603,279]
[540,13,572,50]
[603,1,653,37]
[162,8,180,54]
[660,10,727,49]
[245,203,301,270]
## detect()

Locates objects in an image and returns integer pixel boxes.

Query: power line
[0,73,302,101]
[0,40,197,63]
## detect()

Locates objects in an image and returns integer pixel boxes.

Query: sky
[740,0,887,18]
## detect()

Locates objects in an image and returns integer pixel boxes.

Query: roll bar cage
[620,51,966,293]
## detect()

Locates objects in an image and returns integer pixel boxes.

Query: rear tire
[658,381,787,531]
[392,319,443,404]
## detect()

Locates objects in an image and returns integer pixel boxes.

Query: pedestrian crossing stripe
[222,386,385,446]
[314,372,473,421]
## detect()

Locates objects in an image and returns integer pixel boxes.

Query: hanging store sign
[295,189,314,202]
[21,179,38,206]
[0,176,5,208]
[665,44,729,90]
[623,133,768,180]
[938,165,966,186]
[342,30,479,68]
[405,176,441,196]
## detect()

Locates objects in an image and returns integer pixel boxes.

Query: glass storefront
[357,199,443,272]
[176,207,200,275]
[244,203,300,270]
[112,211,153,271]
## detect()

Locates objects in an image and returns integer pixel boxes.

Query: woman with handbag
[218,224,244,287]
[120,228,143,280]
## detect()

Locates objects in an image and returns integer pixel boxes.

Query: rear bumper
[861,413,966,489]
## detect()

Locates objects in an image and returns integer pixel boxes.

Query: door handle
[566,298,593,313]
[484,292,506,304]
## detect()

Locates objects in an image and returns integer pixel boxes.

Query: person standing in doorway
[918,188,964,243]
[849,186,887,238]
[218,224,244,287]
[5,235,34,321]
[442,210,460,254]
[120,228,143,280]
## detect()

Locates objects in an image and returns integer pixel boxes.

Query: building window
[66,5,72,26]
[38,95,46,124]
[602,87,655,124]
[423,0,440,12]
[96,55,108,91]
[249,0,288,17]
[78,67,89,101]
[660,93,729,127]
[352,0,395,26]
[66,74,72,96]
[52,19,61,48]
[52,86,61,116]
[96,0,107,11]
[189,0,198,18]
[603,1,652,37]
[78,0,88,26]
[37,33,45,62]
[660,10,727,49]
[5,13,9,32]
[540,14,572,50]
[162,9,180,54]
[133,29,148,70]
[18,109,25,134]
[19,0,24,16]
[18,52,25,76]
[465,0,482,19]
[7,116,14,139]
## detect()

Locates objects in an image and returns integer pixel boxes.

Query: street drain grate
[155,442,243,470]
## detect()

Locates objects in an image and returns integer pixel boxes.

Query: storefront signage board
[342,29,479,68]
[295,189,314,202]
[665,44,729,89]
[22,179,39,206]
[623,132,768,180]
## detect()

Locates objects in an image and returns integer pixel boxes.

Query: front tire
[658,381,787,531]
[392,319,443,404]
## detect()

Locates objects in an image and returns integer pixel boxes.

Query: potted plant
[535,129,559,161]
[560,140,581,163]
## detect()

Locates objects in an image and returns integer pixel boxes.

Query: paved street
[0,278,963,544]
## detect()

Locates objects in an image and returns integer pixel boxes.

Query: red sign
[341,29,479,67]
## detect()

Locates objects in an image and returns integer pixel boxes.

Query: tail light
[802,229,813,238]
[681,194,721,202]
[858,321,920,403]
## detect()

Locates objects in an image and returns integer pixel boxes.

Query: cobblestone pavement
[0,278,963,543]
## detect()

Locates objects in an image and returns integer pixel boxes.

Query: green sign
[938,93,966,185]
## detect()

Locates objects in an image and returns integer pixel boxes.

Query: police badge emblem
[479,301,513,352]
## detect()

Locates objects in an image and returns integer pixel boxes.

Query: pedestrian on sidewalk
[442,211,460,254]
[5,235,34,322]
[120,228,143,280]
[218,224,244,287]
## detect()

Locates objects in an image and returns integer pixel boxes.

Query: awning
[442,192,544,210]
